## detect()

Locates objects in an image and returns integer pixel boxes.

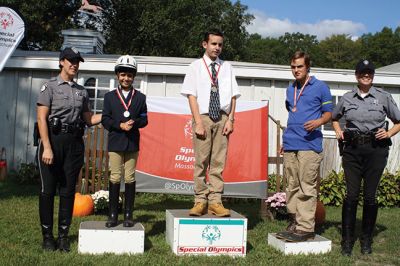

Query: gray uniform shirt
[332,86,400,133]
[37,75,90,124]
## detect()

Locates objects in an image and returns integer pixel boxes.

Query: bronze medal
[292,106,297,112]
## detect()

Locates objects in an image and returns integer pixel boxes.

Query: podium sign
[166,209,247,257]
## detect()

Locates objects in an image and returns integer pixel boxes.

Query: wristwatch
[229,117,235,123]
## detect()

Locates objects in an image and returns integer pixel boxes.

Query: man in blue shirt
[277,51,332,242]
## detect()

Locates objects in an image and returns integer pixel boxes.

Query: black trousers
[342,142,389,204]
[37,132,84,231]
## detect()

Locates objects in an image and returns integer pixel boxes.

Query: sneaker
[189,202,207,216]
[208,203,230,217]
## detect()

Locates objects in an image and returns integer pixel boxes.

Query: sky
[237,0,400,40]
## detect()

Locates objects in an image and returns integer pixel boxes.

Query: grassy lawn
[0,180,399,266]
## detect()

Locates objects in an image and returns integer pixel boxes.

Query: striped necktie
[208,62,220,121]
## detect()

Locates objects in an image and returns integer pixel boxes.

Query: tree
[360,27,400,67]
[102,0,253,60]
[315,35,361,69]
[2,0,80,50]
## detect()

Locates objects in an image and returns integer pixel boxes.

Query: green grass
[0,180,399,266]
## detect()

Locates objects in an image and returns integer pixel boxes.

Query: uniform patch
[41,84,48,92]
[71,47,79,54]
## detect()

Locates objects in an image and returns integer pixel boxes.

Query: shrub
[267,173,285,192]
[12,163,40,185]
[320,170,400,208]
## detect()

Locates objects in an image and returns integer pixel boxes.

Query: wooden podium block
[78,221,145,254]
[166,209,247,257]
[267,233,331,255]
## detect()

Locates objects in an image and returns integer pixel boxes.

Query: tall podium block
[78,221,145,254]
[268,233,331,255]
[166,209,247,257]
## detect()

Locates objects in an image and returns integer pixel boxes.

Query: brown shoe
[189,202,207,216]
[286,213,297,232]
[208,203,230,217]
[283,229,315,242]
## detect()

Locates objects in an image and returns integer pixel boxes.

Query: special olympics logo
[184,119,193,139]
[201,225,221,245]
[0,12,14,30]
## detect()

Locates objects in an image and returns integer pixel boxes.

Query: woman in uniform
[332,59,400,256]
[37,47,101,252]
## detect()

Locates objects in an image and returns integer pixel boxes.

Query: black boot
[39,194,56,251]
[341,200,357,256]
[57,195,74,252]
[106,182,120,228]
[360,202,378,254]
[123,182,136,227]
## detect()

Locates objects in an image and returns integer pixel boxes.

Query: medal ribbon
[202,57,221,87]
[115,87,135,112]
[293,75,311,110]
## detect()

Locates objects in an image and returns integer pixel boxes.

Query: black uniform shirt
[332,86,400,133]
[37,75,90,124]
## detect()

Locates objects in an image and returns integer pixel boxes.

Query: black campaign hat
[355,59,375,74]
[59,47,84,62]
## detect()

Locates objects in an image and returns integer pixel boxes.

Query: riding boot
[105,182,120,228]
[360,202,378,254]
[57,195,74,252]
[123,182,136,227]
[341,200,357,256]
[39,193,56,251]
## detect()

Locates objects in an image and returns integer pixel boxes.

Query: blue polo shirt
[283,76,333,152]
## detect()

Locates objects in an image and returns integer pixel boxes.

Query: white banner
[0,7,25,72]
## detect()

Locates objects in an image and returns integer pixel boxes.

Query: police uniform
[37,74,90,251]
[332,59,400,255]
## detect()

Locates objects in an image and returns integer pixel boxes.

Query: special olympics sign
[0,7,25,71]
[135,97,268,198]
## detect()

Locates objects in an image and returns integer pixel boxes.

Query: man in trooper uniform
[37,47,101,252]
[101,55,148,228]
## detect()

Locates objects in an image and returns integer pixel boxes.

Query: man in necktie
[181,29,241,217]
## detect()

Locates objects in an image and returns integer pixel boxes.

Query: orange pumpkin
[315,200,326,225]
[73,192,94,217]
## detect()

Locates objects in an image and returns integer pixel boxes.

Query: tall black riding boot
[39,193,56,251]
[105,182,120,228]
[360,202,378,254]
[57,195,74,252]
[123,182,136,227]
[341,200,357,256]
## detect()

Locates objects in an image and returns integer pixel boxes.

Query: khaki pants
[109,151,139,184]
[193,114,228,204]
[284,150,323,232]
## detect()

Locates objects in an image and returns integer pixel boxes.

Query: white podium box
[78,221,145,254]
[268,233,331,255]
[166,209,247,257]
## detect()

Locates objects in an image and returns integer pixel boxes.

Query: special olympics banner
[0,7,25,72]
[135,97,268,198]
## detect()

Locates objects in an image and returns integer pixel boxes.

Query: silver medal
[211,85,218,92]
[123,111,130,118]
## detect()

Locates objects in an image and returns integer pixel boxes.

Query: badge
[41,84,47,92]
[124,111,130,118]
[211,85,218,92]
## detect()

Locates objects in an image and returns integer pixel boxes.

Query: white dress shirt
[181,54,240,114]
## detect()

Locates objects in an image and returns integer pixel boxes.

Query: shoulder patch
[40,83,48,92]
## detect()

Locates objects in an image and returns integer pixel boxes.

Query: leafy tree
[102,0,253,60]
[1,0,80,50]
[315,34,361,69]
[359,27,400,67]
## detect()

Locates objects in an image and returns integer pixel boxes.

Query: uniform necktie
[208,62,220,121]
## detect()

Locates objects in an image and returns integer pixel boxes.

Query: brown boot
[189,202,207,216]
[208,203,230,217]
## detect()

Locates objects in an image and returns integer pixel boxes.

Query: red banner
[135,97,268,198]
